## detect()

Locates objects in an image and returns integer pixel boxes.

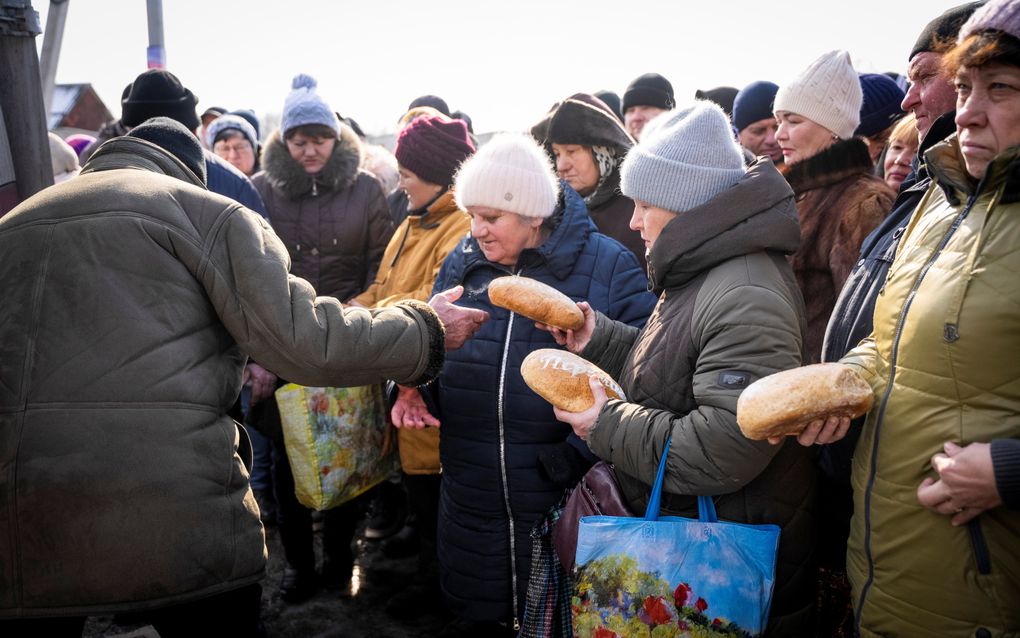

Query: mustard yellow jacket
[841,138,1020,637]
[354,190,470,474]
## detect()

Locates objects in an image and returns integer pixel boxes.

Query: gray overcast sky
[37,0,959,137]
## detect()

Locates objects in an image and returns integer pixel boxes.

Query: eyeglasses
[214,142,254,156]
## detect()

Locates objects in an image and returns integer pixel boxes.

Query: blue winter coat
[431,185,656,625]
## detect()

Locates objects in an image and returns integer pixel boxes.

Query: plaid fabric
[520,495,573,638]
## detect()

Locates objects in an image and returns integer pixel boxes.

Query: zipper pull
[513,617,520,632]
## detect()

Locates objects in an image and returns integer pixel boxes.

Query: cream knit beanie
[773,50,862,139]
[454,133,560,218]
[620,101,746,214]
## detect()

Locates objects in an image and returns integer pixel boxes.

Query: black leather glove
[538,441,594,489]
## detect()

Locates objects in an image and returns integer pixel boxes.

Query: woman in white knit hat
[390,133,655,635]
[772,50,895,365]
[550,101,817,635]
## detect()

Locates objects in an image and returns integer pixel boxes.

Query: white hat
[773,50,862,139]
[620,101,746,214]
[454,133,560,218]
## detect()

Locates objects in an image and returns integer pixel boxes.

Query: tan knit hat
[773,50,862,139]
[454,134,560,218]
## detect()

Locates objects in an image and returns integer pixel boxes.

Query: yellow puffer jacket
[354,190,470,474]
[841,138,1020,637]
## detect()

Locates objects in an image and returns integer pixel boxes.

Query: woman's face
[398,166,443,211]
[467,206,544,267]
[629,198,677,252]
[213,132,256,176]
[954,62,1020,180]
[775,111,837,165]
[286,131,336,175]
[882,135,919,192]
[552,143,600,196]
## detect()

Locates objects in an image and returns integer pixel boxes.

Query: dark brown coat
[253,125,393,300]
[782,138,895,363]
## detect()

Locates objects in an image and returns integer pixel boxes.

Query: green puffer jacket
[0,137,443,618]
[841,138,1020,637]
[584,159,818,635]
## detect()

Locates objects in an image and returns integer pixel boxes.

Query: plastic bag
[572,439,780,637]
[275,383,398,511]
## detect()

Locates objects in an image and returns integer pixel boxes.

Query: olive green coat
[841,138,1020,636]
[0,137,442,618]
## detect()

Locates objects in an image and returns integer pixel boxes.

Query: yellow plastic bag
[275,383,398,511]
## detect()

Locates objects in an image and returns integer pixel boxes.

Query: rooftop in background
[49,83,112,133]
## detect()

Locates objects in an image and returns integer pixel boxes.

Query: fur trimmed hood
[780,137,873,195]
[260,123,363,199]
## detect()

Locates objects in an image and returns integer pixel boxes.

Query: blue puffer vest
[431,185,656,626]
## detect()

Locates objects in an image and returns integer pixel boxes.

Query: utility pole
[38,0,68,117]
[0,0,53,216]
[146,0,164,69]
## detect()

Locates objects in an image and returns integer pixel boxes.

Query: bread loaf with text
[521,349,625,412]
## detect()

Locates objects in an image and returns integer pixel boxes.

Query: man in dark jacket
[816,4,984,636]
[0,117,484,636]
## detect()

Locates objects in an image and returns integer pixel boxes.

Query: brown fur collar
[260,124,364,199]
[780,137,874,195]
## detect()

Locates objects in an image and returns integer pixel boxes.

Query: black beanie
[694,86,740,118]
[910,1,986,59]
[121,69,200,131]
[594,90,624,122]
[407,94,451,117]
[127,116,207,185]
[622,73,675,113]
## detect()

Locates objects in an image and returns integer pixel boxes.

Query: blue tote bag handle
[643,437,717,523]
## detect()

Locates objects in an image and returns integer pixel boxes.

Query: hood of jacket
[81,136,206,188]
[260,124,363,199]
[780,137,874,195]
[458,183,595,281]
[649,157,801,291]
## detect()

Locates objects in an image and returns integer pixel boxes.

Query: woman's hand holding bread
[535,301,596,354]
[553,375,610,441]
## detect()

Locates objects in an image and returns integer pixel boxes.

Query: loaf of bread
[521,349,625,412]
[488,276,585,331]
[736,363,874,440]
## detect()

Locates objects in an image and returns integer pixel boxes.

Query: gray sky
[37,0,959,137]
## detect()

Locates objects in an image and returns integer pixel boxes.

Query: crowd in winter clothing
[2,1,1020,637]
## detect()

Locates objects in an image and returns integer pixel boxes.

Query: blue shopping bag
[572,439,780,637]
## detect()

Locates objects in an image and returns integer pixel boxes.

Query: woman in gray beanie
[549,101,817,636]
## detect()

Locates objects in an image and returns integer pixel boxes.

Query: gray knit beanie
[773,50,862,139]
[620,101,746,214]
[281,74,341,137]
[959,0,1020,41]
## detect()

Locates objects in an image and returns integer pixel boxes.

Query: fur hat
[121,69,200,131]
[959,0,1020,42]
[544,93,634,153]
[774,50,862,139]
[395,115,476,187]
[127,116,207,185]
[856,73,906,137]
[912,1,986,59]
[454,134,560,219]
[622,73,675,113]
[733,81,780,132]
[620,101,746,214]
[205,114,259,152]
[281,74,341,137]
[230,109,261,140]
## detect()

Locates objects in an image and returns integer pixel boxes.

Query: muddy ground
[82,521,454,638]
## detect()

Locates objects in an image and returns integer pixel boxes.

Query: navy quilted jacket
[431,185,656,625]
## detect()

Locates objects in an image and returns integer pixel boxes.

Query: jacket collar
[81,137,206,188]
[461,183,594,280]
[926,135,1020,205]
[780,137,874,195]
[259,125,363,199]
[408,189,461,229]
[649,158,801,291]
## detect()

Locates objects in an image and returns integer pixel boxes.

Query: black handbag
[550,460,634,573]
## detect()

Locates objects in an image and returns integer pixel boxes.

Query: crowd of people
[1,0,1018,637]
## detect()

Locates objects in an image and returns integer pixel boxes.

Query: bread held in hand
[488,276,585,331]
[521,349,625,413]
[736,363,874,440]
